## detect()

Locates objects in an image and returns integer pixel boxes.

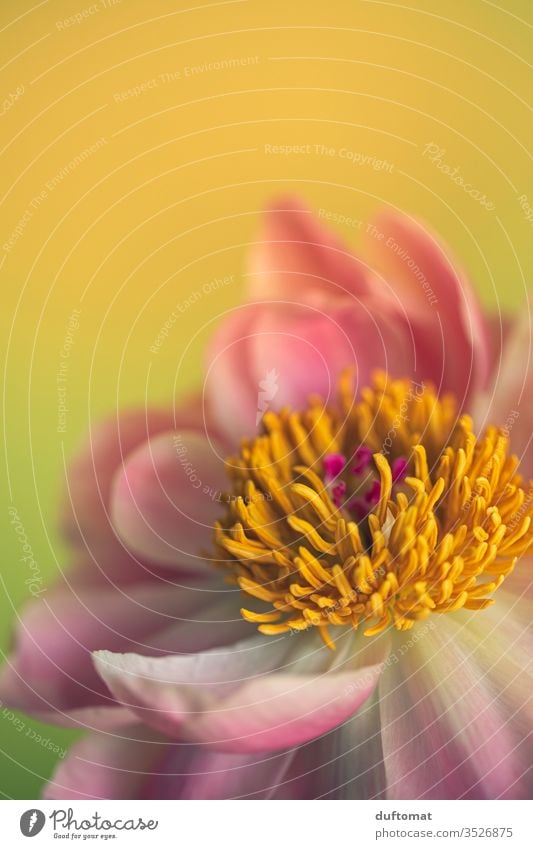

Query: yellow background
[1,0,532,798]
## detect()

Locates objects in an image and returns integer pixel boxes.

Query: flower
[1,200,531,800]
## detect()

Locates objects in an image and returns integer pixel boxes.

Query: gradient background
[1,0,532,799]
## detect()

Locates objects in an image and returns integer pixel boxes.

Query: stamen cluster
[214,374,532,648]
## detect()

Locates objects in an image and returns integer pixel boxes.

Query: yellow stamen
[214,372,533,648]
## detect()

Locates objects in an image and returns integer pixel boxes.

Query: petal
[205,301,414,442]
[486,310,514,377]
[248,196,371,304]
[93,630,389,753]
[148,746,298,800]
[246,303,408,410]
[204,307,264,444]
[283,689,387,799]
[43,726,166,800]
[110,430,229,570]
[498,557,533,622]
[379,608,532,800]
[473,303,533,478]
[62,397,228,565]
[44,727,298,800]
[0,575,243,729]
[58,548,184,592]
[363,211,492,404]
[62,407,175,556]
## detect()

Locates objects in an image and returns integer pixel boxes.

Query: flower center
[322,445,409,524]
[214,372,532,649]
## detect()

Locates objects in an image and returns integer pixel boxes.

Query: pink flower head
[1,199,531,801]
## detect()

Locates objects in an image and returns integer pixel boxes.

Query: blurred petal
[0,575,243,729]
[205,301,414,443]
[498,558,533,623]
[248,196,370,304]
[111,430,228,570]
[246,304,409,409]
[473,303,533,477]
[363,211,492,404]
[62,396,226,565]
[44,726,166,800]
[44,726,297,800]
[62,407,174,556]
[94,631,389,753]
[148,746,298,800]
[208,201,494,445]
[287,689,386,799]
[204,307,264,444]
[486,311,514,377]
[280,689,387,799]
[379,608,532,800]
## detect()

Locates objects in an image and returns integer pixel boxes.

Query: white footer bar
[2,799,530,848]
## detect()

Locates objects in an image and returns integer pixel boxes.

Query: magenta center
[323,448,408,521]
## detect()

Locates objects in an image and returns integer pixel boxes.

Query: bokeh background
[1,0,532,799]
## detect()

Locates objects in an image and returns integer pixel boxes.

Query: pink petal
[498,558,533,625]
[248,302,417,412]
[363,211,493,404]
[43,725,166,799]
[148,746,298,800]
[204,307,265,444]
[379,606,532,799]
[0,573,242,729]
[277,689,387,799]
[93,631,389,753]
[473,303,533,478]
[44,715,389,799]
[486,311,514,377]
[247,196,371,304]
[246,304,371,409]
[110,430,229,570]
[59,548,183,592]
[205,301,414,442]
[62,397,228,564]
[44,726,298,800]
[62,407,175,557]
[198,669,380,752]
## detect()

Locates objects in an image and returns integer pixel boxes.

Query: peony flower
[1,199,531,800]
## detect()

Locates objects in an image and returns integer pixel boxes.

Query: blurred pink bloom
[205,198,493,442]
[1,199,531,800]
